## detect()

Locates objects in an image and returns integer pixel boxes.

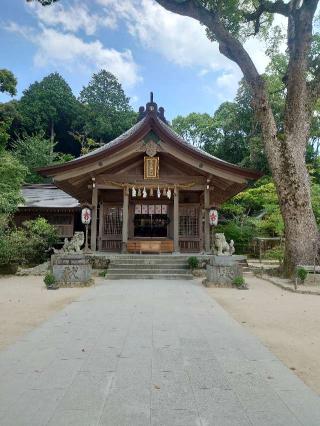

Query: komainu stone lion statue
[54,232,84,253]
[213,233,230,255]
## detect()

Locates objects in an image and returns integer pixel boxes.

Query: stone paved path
[1,279,320,426]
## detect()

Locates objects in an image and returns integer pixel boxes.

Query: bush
[215,221,255,255]
[188,256,199,270]
[44,272,57,289]
[264,245,284,263]
[232,275,247,289]
[0,217,58,267]
[296,267,308,283]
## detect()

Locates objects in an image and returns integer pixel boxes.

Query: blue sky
[0,0,270,121]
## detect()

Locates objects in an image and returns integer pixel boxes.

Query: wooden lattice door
[99,204,123,251]
[179,205,201,252]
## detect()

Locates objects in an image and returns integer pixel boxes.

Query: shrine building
[35,95,261,254]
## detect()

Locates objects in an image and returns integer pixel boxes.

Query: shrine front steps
[105,255,193,280]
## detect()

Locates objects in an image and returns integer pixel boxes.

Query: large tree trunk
[269,132,318,275]
[155,0,319,275]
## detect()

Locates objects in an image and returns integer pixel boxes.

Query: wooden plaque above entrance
[144,156,159,179]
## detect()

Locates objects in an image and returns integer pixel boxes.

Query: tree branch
[284,0,319,136]
[156,0,263,94]
[245,0,289,35]
[155,0,281,177]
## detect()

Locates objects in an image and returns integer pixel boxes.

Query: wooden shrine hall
[39,95,261,254]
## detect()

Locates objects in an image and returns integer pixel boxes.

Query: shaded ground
[1,278,320,425]
[208,274,320,395]
[0,275,88,350]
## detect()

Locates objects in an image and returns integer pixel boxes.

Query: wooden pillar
[174,186,179,253]
[98,201,103,251]
[204,187,210,253]
[91,187,98,251]
[122,186,129,253]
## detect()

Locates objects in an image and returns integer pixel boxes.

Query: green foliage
[0,151,27,220]
[216,179,283,254]
[44,272,56,289]
[19,72,78,139]
[215,221,256,254]
[71,131,103,155]
[264,246,284,263]
[232,275,246,289]
[172,113,216,148]
[78,70,137,143]
[98,270,108,277]
[0,100,21,149]
[188,256,199,270]
[0,69,17,96]
[13,133,73,183]
[0,218,58,266]
[296,267,308,283]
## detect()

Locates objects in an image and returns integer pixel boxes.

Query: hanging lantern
[132,186,136,197]
[167,188,172,199]
[150,187,154,197]
[137,187,141,197]
[157,186,161,198]
[209,209,218,226]
[163,188,167,197]
[142,187,147,198]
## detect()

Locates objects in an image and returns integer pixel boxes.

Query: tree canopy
[0,69,17,97]
[19,72,77,145]
[78,70,137,143]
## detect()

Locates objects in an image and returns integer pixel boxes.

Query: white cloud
[5,23,141,88]
[29,1,117,35]
[97,0,235,73]
[96,0,277,101]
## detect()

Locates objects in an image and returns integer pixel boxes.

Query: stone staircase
[105,255,193,280]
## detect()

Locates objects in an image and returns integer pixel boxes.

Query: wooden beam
[122,186,129,253]
[204,187,210,253]
[90,187,98,251]
[174,185,180,253]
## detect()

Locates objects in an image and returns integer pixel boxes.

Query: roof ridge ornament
[138,92,168,123]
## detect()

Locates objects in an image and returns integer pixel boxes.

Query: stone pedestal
[205,255,242,287]
[51,254,93,287]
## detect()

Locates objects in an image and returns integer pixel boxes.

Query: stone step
[106,273,193,280]
[108,268,190,275]
[107,254,191,258]
[108,259,191,263]
[109,263,189,270]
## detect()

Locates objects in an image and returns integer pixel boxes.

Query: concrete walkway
[1,279,320,426]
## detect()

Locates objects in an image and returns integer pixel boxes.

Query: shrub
[232,275,247,289]
[99,270,107,277]
[44,272,57,289]
[296,267,308,283]
[215,221,255,255]
[263,245,284,263]
[188,256,199,270]
[0,217,58,267]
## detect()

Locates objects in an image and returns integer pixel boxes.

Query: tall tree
[13,133,73,184]
[78,70,137,143]
[0,69,17,97]
[154,0,320,275]
[19,73,78,152]
[172,112,215,148]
